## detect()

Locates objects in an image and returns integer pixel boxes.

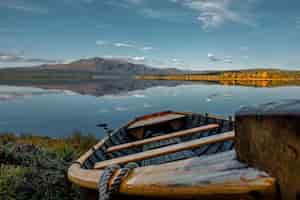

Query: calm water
[0,83,300,138]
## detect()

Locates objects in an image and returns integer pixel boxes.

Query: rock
[235,100,300,200]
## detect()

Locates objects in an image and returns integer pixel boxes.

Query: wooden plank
[107,124,219,153]
[127,113,186,129]
[94,131,235,169]
[120,168,276,199]
[69,150,276,199]
[119,150,276,199]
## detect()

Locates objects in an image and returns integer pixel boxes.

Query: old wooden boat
[68,111,277,200]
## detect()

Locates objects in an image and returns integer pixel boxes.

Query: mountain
[39,57,182,75]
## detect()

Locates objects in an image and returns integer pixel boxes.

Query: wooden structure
[68,110,278,199]
[235,100,300,200]
[106,124,219,153]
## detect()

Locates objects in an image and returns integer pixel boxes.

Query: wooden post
[235,100,300,200]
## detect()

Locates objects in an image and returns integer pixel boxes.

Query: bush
[65,131,97,154]
[0,132,98,199]
[0,165,25,200]
[0,142,81,199]
[0,133,17,145]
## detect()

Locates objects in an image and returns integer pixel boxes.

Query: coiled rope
[98,163,138,200]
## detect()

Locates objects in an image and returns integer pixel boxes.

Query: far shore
[136,70,300,87]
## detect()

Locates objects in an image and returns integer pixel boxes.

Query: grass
[0,131,97,155]
[0,165,25,200]
[0,132,98,200]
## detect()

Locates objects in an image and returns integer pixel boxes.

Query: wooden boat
[68,111,276,200]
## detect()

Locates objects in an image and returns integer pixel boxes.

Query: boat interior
[81,111,235,169]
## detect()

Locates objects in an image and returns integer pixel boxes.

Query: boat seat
[113,132,139,156]
[94,132,235,169]
[141,137,195,166]
[107,130,140,158]
[106,124,219,153]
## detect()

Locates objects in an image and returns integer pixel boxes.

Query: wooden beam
[94,131,235,169]
[107,124,219,153]
[128,113,186,129]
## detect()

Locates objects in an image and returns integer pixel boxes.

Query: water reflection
[2,78,192,97]
[219,80,300,87]
[0,80,300,137]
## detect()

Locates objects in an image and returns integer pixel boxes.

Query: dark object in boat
[97,123,108,128]
[68,111,276,200]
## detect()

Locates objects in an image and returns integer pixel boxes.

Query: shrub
[0,165,25,200]
[0,132,98,199]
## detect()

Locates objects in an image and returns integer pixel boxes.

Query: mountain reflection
[1,77,300,98]
[1,78,191,97]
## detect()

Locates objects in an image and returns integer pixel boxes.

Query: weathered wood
[107,124,219,153]
[94,131,235,169]
[121,168,276,199]
[69,150,276,199]
[68,163,103,190]
[235,100,300,200]
[127,113,186,129]
[118,151,276,199]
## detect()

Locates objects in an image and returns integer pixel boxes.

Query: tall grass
[0,131,99,200]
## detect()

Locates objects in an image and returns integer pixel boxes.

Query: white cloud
[0,52,60,63]
[141,46,153,51]
[224,59,233,63]
[114,42,135,48]
[101,55,147,64]
[208,53,232,63]
[208,53,222,62]
[96,40,155,52]
[0,53,24,62]
[132,94,147,98]
[171,58,184,66]
[138,7,188,21]
[96,40,107,46]
[170,0,256,29]
[131,56,145,61]
[172,58,179,62]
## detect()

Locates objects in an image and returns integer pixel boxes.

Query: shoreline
[136,71,300,87]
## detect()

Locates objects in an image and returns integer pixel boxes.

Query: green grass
[0,132,98,200]
[0,165,25,200]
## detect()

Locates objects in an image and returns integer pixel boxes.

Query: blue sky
[0,0,299,70]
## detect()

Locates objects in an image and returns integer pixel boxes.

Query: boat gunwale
[68,151,277,198]
[68,111,234,190]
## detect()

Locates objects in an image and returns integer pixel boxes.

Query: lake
[0,82,300,138]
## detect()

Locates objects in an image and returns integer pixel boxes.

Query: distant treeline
[137,69,300,87]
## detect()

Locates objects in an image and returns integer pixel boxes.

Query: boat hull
[68,111,275,199]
